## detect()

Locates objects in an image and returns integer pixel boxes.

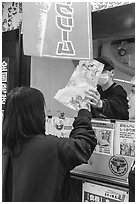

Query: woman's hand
[77,100,91,111]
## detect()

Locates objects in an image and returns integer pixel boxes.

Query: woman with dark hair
[3,87,46,153]
[2,86,97,202]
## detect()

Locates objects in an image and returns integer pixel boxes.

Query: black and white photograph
[2,1,135,202]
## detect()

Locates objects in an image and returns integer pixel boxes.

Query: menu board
[91,119,115,155]
[82,182,129,202]
[114,121,135,157]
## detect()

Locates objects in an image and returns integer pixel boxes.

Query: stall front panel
[72,119,135,182]
[83,181,129,202]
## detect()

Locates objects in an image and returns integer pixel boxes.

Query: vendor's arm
[99,85,129,120]
[86,85,129,120]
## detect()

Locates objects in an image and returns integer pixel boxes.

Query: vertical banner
[2,58,9,113]
[22,2,93,59]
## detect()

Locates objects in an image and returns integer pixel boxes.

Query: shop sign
[82,182,129,202]
[2,58,9,112]
[22,2,93,59]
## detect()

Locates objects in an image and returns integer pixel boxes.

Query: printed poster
[82,182,129,202]
[45,116,74,138]
[114,121,135,157]
[91,119,115,155]
[22,2,93,59]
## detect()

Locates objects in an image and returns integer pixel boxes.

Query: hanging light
[118,41,127,56]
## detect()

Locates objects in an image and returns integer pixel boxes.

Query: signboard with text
[82,182,129,202]
[114,121,135,157]
[23,2,93,59]
[2,58,9,112]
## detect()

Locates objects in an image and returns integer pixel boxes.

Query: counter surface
[70,168,129,189]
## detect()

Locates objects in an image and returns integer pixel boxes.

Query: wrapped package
[54,59,104,110]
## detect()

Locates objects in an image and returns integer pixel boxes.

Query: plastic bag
[54,59,104,110]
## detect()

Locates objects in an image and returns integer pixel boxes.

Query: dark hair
[96,57,114,71]
[2,86,46,154]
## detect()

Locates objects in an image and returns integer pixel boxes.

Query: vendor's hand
[85,88,103,109]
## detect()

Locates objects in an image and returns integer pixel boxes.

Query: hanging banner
[22,2,93,59]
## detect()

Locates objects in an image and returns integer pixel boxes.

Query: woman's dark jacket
[2,109,97,202]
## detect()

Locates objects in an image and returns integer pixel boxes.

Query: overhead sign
[22,2,93,59]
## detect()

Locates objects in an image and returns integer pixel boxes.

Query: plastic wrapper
[54,59,104,110]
